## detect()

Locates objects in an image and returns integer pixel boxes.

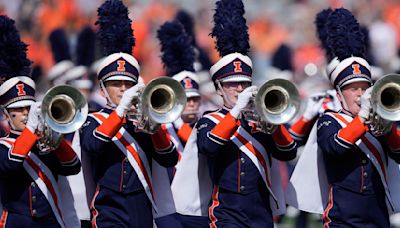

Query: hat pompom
[210,0,250,57]
[96,0,135,56]
[326,8,365,61]
[0,15,31,80]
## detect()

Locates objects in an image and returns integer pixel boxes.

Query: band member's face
[337,81,370,116]
[182,96,201,123]
[218,81,251,108]
[102,80,135,105]
[6,106,30,131]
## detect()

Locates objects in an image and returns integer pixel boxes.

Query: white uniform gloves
[230,86,257,119]
[115,81,145,118]
[358,87,373,120]
[26,102,42,133]
[302,93,326,121]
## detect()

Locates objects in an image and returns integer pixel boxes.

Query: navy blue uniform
[80,107,178,227]
[197,108,297,227]
[317,111,400,227]
[0,130,81,227]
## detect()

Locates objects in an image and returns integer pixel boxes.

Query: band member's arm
[270,125,297,161]
[0,128,37,174]
[197,113,239,157]
[289,116,317,144]
[176,123,193,144]
[80,115,119,157]
[53,139,81,175]
[151,127,179,167]
[317,115,367,157]
[384,124,400,163]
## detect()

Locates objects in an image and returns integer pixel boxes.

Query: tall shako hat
[158,20,200,98]
[175,10,213,71]
[47,28,74,85]
[96,0,139,83]
[64,26,96,89]
[326,8,372,89]
[0,15,35,109]
[209,0,252,84]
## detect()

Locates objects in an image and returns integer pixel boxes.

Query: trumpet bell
[142,77,186,124]
[371,74,400,121]
[255,79,300,125]
[41,85,88,133]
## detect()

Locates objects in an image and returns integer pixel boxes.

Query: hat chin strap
[4,109,19,131]
[100,80,117,108]
[336,86,352,115]
[217,81,235,109]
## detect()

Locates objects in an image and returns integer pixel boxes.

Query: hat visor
[70,80,93,89]
[219,75,252,83]
[186,91,201,98]
[340,77,372,88]
[103,75,137,83]
[6,100,35,109]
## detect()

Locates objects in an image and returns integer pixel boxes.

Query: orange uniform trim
[336,116,366,144]
[177,123,192,144]
[0,209,8,228]
[290,117,315,137]
[385,124,400,151]
[95,111,125,138]
[210,112,239,140]
[12,128,37,157]
[151,127,173,151]
[53,140,77,163]
[272,125,294,147]
[209,186,220,228]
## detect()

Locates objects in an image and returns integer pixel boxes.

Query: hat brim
[103,75,137,82]
[186,91,201,98]
[219,75,252,83]
[340,78,372,88]
[6,100,35,109]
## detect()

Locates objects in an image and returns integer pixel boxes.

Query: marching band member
[80,1,178,227]
[157,20,201,157]
[287,8,400,227]
[193,0,297,226]
[0,15,80,228]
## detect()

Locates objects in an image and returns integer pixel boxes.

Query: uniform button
[125,159,129,163]
[363,172,368,177]
[123,170,128,175]
[32,209,37,216]
[362,186,367,190]
[241,158,245,164]
[32,196,36,203]
[240,172,245,176]
[122,184,126,189]
[240,186,245,191]
[31,183,36,188]
[362,160,367,164]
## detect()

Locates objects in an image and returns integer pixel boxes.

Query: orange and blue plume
[95,0,135,56]
[0,15,31,79]
[158,20,195,76]
[210,0,250,57]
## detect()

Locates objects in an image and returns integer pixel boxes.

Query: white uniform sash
[0,138,79,228]
[204,112,285,214]
[171,111,286,216]
[287,113,400,214]
[90,113,158,213]
[162,123,184,154]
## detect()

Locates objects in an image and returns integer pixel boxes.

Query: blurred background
[1,0,400,227]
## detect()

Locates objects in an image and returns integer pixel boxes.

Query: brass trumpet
[243,79,300,133]
[37,85,88,151]
[128,77,186,133]
[369,74,400,136]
